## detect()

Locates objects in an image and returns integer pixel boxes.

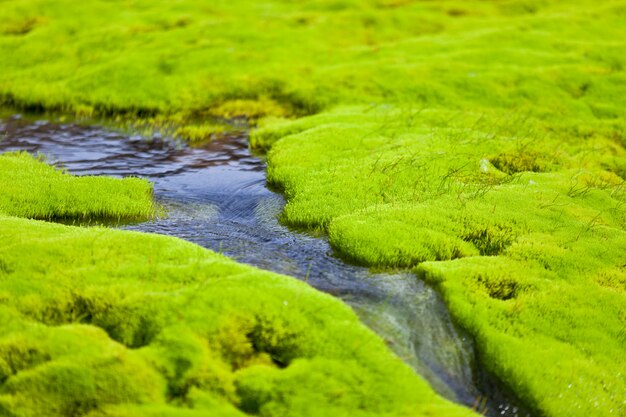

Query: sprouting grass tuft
[174,123,229,144]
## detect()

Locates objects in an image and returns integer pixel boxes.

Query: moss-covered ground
[0,216,474,417]
[0,150,473,416]
[1,0,626,416]
[257,106,626,416]
[0,152,156,221]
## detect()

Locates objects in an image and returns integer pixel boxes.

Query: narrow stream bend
[0,115,532,417]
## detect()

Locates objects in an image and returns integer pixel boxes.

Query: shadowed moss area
[0,152,156,221]
[0,216,475,417]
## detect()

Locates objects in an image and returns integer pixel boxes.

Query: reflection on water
[0,114,532,417]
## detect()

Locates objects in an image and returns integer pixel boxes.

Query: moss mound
[0,127,472,416]
[257,104,626,416]
[0,216,475,417]
[0,152,156,221]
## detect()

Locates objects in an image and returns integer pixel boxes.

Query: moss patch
[0,216,475,417]
[1,0,626,416]
[0,152,156,221]
[258,101,626,416]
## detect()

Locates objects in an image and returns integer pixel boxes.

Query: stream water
[0,114,532,417]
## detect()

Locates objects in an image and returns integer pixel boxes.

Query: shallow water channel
[0,115,532,417]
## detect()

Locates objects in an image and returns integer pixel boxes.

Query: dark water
[0,114,532,417]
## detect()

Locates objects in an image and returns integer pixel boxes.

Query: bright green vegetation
[0,152,156,221]
[174,123,229,144]
[0,215,474,417]
[2,0,622,123]
[1,0,626,416]
[256,105,626,415]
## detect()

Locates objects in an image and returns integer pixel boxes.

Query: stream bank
[0,114,532,417]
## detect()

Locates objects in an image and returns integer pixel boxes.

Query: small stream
[0,114,532,417]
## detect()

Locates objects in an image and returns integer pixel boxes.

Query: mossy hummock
[0,152,157,221]
[0,216,475,417]
[258,105,626,416]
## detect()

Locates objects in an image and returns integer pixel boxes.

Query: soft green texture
[0,152,156,221]
[258,104,626,416]
[0,99,472,416]
[0,216,474,417]
[2,0,623,122]
[1,0,626,416]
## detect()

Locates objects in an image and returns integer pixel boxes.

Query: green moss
[0,216,474,417]
[417,255,626,417]
[2,0,626,415]
[0,152,157,221]
[174,124,228,144]
[209,98,289,119]
[0,0,618,125]
[260,105,626,415]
